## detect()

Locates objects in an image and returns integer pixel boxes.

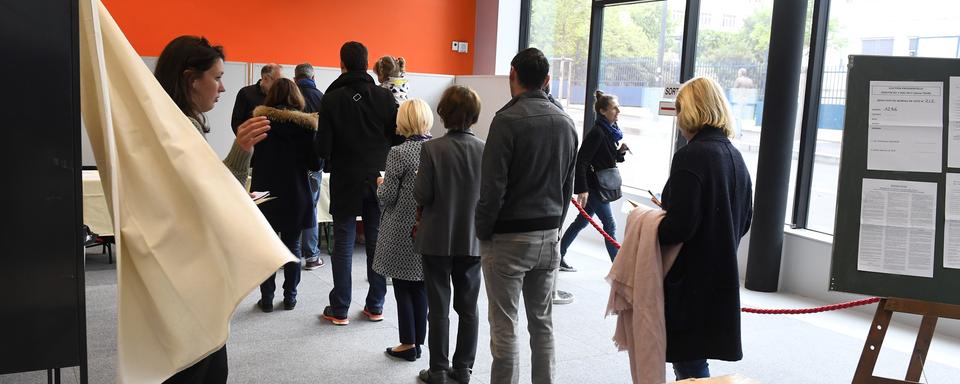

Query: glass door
[593,0,683,193]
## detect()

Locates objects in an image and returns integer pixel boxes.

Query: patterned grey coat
[373,139,425,281]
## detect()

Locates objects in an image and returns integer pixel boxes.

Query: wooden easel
[853,298,960,383]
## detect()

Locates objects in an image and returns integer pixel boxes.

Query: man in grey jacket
[475,48,578,384]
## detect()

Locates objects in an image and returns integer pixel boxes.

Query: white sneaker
[553,290,575,305]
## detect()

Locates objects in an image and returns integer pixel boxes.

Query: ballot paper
[857,178,937,278]
[945,173,960,269]
[949,77,960,168]
[867,81,943,173]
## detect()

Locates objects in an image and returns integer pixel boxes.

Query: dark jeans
[392,278,427,345]
[260,230,302,301]
[673,359,710,380]
[422,255,481,372]
[328,185,386,317]
[162,345,227,384]
[559,192,618,261]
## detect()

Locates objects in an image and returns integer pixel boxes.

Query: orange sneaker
[363,307,384,322]
[322,306,349,326]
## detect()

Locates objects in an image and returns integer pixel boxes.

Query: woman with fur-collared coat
[250,78,322,313]
[657,77,753,381]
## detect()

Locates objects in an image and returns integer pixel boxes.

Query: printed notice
[858,178,937,277]
[867,81,943,173]
[949,77,960,168]
[945,173,960,269]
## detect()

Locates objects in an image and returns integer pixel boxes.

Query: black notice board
[830,55,960,305]
[0,0,87,377]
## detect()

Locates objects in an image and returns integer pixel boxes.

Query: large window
[528,0,591,136]
[694,0,813,222]
[598,1,682,191]
[807,0,960,233]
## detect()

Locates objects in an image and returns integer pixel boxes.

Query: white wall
[81,57,249,167]
[454,75,511,140]
[81,59,454,166]
[780,229,960,338]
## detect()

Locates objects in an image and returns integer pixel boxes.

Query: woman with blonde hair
[656,76,753,380]
[373,98,433,362]
[374,55,409,104]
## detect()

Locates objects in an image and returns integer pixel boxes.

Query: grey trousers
[481,229,560,384]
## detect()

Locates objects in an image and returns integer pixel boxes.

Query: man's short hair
[510,48,550,91]
[340,41,368,71]
[294,63,315,80]
[261,64,280,78]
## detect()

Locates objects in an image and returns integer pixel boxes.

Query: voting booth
[1,0,88,382]
[828,55,960,383]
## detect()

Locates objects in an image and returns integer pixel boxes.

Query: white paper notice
[867,81,943,173]
[945,173,960,269]
[858,178,937,277]
[949,77,960,168]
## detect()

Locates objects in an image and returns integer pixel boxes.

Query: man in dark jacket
[475,48,578,384]
[316,42,400,326]
[230,63,282,133]
[294,63,324,114]
[294,62,326,271]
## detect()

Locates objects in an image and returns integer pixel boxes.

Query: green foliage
[528,1,675,61]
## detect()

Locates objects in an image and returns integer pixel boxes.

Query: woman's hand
[376,176,384,185]
[618,143,631,155]
[236,116,271,152]
[576,192,589,207]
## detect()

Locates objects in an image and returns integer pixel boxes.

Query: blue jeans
[300,169,323,262]
[260,230,302,301]
[559,192,618,261]
[673,359,709,380]
[327,184,386,317]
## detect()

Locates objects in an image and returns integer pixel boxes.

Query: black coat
[657,126,753,362]
[250,106,322,233]
[231,80,266,133]
[296,78,324,114]
[316,71,401,216]
[574,122,625,194]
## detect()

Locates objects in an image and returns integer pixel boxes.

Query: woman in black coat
[558,90,628,270]
[657,77,753,380]
[251,78,322,313]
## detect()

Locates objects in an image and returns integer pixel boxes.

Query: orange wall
[102,0,476,75]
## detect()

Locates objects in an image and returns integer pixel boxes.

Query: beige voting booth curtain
[79,1,296,382]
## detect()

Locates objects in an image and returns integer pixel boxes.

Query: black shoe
[416,345,422,358]
[418,369,449,384]
[322,306,349,325]
[559,260,577,272]
[385,346,418,362]
[282,298,296,310]
[258,298,274,313]
[363,306,384,322]
[448,368,471,383]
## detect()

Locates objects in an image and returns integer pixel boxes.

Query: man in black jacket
[294,63,326,271]
[230,63,282,133]
[475,48,578,384]
[316,42,400,326]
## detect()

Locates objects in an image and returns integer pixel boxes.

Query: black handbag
[594,167,622,202]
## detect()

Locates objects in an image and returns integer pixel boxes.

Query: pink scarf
[606,205,682,384]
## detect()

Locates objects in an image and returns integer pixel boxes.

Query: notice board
[830,55,960,305]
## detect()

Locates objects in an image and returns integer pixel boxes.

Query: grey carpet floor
[3,237,960,383]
